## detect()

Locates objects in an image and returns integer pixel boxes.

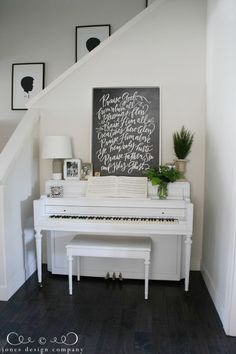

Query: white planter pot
[175,159,188,175]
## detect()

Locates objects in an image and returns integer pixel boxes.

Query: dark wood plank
[0,269,236,354]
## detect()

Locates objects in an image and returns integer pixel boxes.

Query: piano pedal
[112,272,116,280]
[119,272,123,281]
[105,272,110,280]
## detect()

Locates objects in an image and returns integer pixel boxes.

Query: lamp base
[52,172,62,180]
[52,159,63,180]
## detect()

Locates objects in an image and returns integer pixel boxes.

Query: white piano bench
[66,235,152,300]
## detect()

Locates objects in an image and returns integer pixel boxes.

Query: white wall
[0,0,145,150]
[202,0,236,335]
[31,0,206,270]
[0,110,40,300]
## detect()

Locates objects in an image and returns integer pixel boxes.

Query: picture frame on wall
[92,87,161,177]
[11,62,45,110]
[63,159,81,180]
[75,25,111,62]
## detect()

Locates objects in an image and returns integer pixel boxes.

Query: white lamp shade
[42,136,73,159]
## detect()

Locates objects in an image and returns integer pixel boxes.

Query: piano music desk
[66,235,152,299]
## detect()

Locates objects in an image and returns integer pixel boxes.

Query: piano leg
[184,234,192,291]
[144,258,150,300]
[68,255,73,295]
[77,257,80,281]
[35,230,43,287]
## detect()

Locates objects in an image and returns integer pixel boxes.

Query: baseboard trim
[0,285,8,301]
[25,260,37,280]
[191,257,201,270]
[0,268,26,301]
[201,263,227,330]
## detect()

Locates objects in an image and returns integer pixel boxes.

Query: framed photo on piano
[81,162,93,180]
[63,159,81,180]
[49,185,63,198]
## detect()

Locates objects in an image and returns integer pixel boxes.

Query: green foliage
[145,166,183,199]
[173,126,194,159]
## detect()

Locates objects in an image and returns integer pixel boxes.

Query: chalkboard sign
[92,87,160,176]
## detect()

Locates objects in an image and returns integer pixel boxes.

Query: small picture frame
[81,162,93,180]
[49,185,63,198]
[64,159,81,180]
[75,25,111,62]
[11,62,45,110]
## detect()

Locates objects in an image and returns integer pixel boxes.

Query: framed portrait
[75,25,111,62]
[49,185,63,198]
[64,159,81,180]
[145,0,155,7]
[11,62,45,110]
[81,162,93,180]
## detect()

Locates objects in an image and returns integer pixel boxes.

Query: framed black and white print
[11,63,45,110]
[49,185,64,198]
[63,159,82,180]
[81,162,93,180]
[75,25,111,62]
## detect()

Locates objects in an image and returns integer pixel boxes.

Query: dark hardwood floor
[0,268,236,354]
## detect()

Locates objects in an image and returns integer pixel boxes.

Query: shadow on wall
[20,181,40,280]
[0,120,19,153]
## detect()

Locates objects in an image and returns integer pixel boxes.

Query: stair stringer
[27,0,166,109]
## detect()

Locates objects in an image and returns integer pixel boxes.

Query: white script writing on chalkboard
[93,88,160,176]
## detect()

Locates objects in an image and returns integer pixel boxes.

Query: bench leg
[77,256,80,281]
[68,255,73,295]
[144,259,150,300]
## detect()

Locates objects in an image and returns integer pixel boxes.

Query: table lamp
[42,135,73,180]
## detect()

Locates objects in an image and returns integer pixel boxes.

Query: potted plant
[173,126,194,175]
[145,165,183,199]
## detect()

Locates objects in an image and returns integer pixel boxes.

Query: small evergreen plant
[173,126,194,160]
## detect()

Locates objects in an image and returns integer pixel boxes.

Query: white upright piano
[33,179,193,290]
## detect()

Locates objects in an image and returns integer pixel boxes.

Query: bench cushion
[66,235,151,252]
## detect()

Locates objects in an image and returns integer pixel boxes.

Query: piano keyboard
[49,215,179,224]
[34,182,193,289]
